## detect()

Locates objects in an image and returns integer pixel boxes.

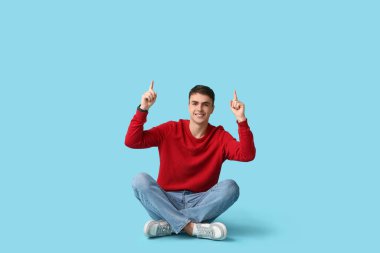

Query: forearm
[124,109,148,148]
[236,120,256,161]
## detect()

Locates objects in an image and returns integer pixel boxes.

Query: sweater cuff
[135,107,148,122]
[237,119,249,128]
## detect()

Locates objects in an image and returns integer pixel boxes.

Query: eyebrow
[190,101,211,104]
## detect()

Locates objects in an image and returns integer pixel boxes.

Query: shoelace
[156,223,171,236]
[196,226,215,238]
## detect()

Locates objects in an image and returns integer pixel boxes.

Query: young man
[125,81,256,240]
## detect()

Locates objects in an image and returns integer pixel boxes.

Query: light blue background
[1,0,379,252]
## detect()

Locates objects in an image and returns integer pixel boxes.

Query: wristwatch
[137,104,148,112]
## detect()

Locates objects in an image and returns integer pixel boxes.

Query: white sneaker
[194,222,227,240]
[144,220,173,238]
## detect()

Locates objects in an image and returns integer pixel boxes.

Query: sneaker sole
[143,220,155,237]
[212,222,227,240]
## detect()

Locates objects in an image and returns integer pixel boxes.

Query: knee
[220,179,240,202]
[131,172,155,192]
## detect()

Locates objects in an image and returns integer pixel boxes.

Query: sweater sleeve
[222,119,256,162]
[124,109,171,149]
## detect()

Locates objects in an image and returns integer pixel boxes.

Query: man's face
[188,93,214,125]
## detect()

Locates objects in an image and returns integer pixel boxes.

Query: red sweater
[125,110,256,192]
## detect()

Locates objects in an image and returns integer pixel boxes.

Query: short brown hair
[188,85,215,105]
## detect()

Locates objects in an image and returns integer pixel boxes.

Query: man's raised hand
[140,80,157,110]
[230,90,247,122]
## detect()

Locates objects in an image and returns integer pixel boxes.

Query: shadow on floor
[145,213,276,242]
[220,216,276,239]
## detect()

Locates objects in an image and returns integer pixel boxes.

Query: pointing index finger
[150,80,154,90]
[233,89,238,101]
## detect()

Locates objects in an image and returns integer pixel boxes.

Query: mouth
[194,112,206,118]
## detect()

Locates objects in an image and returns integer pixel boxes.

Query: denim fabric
[132,172,240,234]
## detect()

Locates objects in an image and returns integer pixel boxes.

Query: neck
[189,120,209,139]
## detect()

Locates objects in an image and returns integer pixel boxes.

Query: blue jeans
[131,172,240,234]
